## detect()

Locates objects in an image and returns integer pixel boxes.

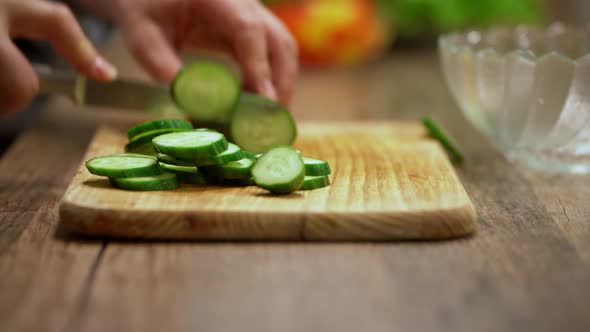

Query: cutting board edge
[59,199,476,241]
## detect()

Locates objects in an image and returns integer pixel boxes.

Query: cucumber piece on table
[252,146,304,194]
[125,128,189,154]
[127,119,193,140]
[156,153,196,167]
[152,131,228,161]
[201,158,254,180]
[110,172,180,191]
[302,157,331,176]
[86,155,160,178]
[422,117,464,164]
[300,175,331,191]
[230,93,297,153]
[172,61,240,123]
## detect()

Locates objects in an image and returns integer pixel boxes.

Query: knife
[34,64,171,111]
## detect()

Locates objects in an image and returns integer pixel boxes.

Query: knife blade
[34,64,171,111]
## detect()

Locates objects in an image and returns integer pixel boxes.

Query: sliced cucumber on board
[252,146,304,194]
[302,157,331,176]
[172,61,241,123]
[127,119,193,140]
[86,156,160,178]
[158,162,199,175]
[201,158,253,180]
[193,143,244,166]
[125,128,189,154]
[230,93,297,154]
[156,153,196,167]
[110,173,180,191]
[300,175,331,191]
[152,131,228,160]
[112,153,157,159]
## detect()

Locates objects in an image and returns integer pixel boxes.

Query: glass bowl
[439,23,590,174]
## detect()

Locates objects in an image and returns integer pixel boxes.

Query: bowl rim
[438,22,590,63]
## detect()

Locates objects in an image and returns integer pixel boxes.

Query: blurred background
[262,0,588,68]
[1,0,589,155]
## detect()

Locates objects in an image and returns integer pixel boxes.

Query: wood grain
[59,123,476,240]
[0,105,105,332]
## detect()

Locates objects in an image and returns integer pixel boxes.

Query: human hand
[108,0,298,104]
[0,0,117,114]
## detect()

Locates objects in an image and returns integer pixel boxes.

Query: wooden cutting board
[59,122,476,240]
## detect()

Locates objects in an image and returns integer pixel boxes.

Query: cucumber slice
[158,163,208,185]
[172,61,240,123]
[241,150,258,160]
[222,177,255,187]
[127,119,193,140]
[152,131,228,160]
[302,157,331,176]
[112,153,157,159]
[422,117,464,164]
[193,143,243,166]
[252,146,304,194]
[86,155,160,178]
[201,158,254,180]
[230,93,297,153]
[158,162,199,175]
[125,142,157,156]
[300,175,331,190]
[182,172,208,185]
[110,173,180,191]
[156,153,196,167]
[125,128,189,153]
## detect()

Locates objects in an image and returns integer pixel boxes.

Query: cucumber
[201,158,254,180]
[127,119,193,140]
[156,153,196,167]
[152,131,228,161]
[125,142,157,156]
[422,117,464,164]
[252,146,304,194]
[86,155,160,178]
[302,157,331,176]
[182,172,208,185]
[158,162,208,185]
[110,172,180,191]
[172,61,240,123]
[241,150,258,160]
[222,177,255,187]
[112,153,157,159]
[230,93,297,153]
[158,162,199,175]
[125,128,189,154]
[193,143,243,166]
[300,175,331,190]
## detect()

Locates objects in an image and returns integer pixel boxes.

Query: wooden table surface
[1,36,589,332]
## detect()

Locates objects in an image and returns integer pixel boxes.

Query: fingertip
[90,57,118,81]
[259,79,278,102]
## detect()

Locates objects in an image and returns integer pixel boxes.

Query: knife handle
[33,64,84,104]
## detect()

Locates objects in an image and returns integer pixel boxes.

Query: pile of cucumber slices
[86,60,331,194]
[85,119,331,194]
